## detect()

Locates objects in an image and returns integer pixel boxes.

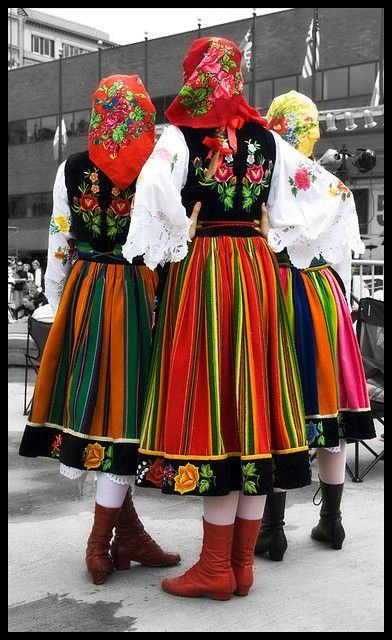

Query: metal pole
[251,9,257,106]
[198,18,201,39]
[144,32,148,89]
[311,8,318,101]
[379,8,384,103]
[58,48,63,167]
[97,39,103,81]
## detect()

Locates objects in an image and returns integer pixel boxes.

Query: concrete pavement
[9,367,384,632]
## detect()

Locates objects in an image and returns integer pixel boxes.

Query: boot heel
[212,591,233,601]
[112,553,132,570]
[234,587,250,597]
[330,526,345,550]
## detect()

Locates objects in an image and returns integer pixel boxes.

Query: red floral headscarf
[165,37,267,150]
[88,74,156,189]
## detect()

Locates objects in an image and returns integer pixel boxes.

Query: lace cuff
[44,276,67,315]
[123,203,192,270]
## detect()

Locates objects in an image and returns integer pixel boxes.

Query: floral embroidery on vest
[179,39,243,118]
[193,150,237,211]
[89,79,155,159]
[242,139,273,213]
[106,186,134,238]
[72,167,102,237]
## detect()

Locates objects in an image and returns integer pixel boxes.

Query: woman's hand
[189,201,202,240]
[259,202,270,240]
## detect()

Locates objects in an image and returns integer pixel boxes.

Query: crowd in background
[8,258,48,322]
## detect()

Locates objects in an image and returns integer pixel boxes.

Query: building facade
[8,7,116,70]
[8,7,384,263]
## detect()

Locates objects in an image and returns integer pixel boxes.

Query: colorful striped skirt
[136,235,312,496]
[277,258,375,448]
[19,259,158,475]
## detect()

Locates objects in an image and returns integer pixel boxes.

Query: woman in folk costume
[18,74,180,585]
[254,90,375,562]
[123,38,312,601]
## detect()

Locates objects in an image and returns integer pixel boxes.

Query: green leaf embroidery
[244,480,257,494]
[242,462,257,477]
[198,479,210,494]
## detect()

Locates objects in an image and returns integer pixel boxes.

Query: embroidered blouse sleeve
[266,130,365,279]
[122,124,191,270]
[44,160,75,315]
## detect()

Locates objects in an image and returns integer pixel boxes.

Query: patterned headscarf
[165,37,267,134]
[266,90,320,158]
[88,74,156,189]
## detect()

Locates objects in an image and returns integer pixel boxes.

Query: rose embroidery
[242,140,273,213]
[72,167,102,237]
[288,161,317,197]
[193,154,237,211]
[82,442,113,470]
[106,187,134,238]
[146,458,165,487]
[174,463,200,494]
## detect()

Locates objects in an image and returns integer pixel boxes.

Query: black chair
[23,316,53,415]
[346,297,384,482]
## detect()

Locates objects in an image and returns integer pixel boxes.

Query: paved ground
[9,366,384,632]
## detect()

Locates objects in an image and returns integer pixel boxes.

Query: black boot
[254,491,288,561]
[311,479,345,550]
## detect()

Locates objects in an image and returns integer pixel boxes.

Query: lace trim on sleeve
[123,203,192,270]
[44,276,67,315]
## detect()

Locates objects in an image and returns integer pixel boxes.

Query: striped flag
[301,16,320,78]
[239,27,252,73]
[370,70,380,106]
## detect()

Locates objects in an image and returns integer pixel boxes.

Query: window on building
[349,62,376,96]
[8,121,26,145]
[298,72,322,101]
[323,67,348,100]
[256,80,273,112]
[352,188,369,234]
[26,118,41,143]
[40,115,57,140]
[26,193,53,218]
[31,35,54,58]
[63,44,87,57]
[74,110,90,136]
[63,112,76,137]
[8,194,27,219]
[274,75,298,97]
[154,97,165,124]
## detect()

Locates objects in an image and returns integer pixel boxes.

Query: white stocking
[317,441,347,485]
[236,494,267,520]
[95,473,130,508]
[203,491,240,525]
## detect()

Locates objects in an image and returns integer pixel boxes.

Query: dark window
[256,80,273,111]
[74,110,90,136]
[298,72,322,101]
[31,35,54,57]
[274,75,298,97]
[8,194,27,219]
[323,67,348,100]
[64,112,76,137]
[352,188,369,234]
[349,62,376,96]
[26,193,52,218]
[8,121,26,145]
[26,118,41,143]
[40,115,57,141]
[154,97,165,124]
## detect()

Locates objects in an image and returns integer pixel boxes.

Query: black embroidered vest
[179,122,276,232]
[64,151,136,261]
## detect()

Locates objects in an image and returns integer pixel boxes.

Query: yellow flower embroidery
[54,215,70,233]
[174,463,200,494]
[329,187,337,197]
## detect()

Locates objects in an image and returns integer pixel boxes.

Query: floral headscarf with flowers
[88,74,156,189]
[165,37,267,132]
[266,90,320,158]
